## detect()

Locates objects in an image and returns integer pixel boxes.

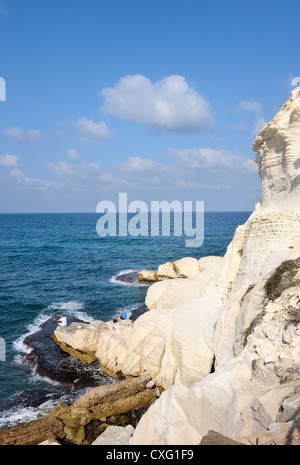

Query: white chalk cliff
[55,87,300,445]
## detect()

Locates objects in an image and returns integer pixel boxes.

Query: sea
[0,211,251,429]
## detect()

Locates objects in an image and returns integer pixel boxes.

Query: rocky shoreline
[0,305,153,445]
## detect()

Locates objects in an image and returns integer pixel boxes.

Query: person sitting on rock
[113,308,127,323]
[53,313,68,327]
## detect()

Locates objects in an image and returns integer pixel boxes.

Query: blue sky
[0,0,299,213]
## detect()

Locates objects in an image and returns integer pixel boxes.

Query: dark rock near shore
[0,308,154,444]
[129,304,147,321]
[22,315,113,388]
[115,271,152,286]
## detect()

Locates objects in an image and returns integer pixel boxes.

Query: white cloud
[253,117,267,135]
[119,156,167,174]
[0,154,19,167]
[100,74,214,133]
[47,160,114,186]
[66,148,80,160]
[9,169,56,190]
[169,148,257,174]
[236,99,267,136]
[237,100,262,115]
[76,116,113,143]
[10,169,24,179]
[176,179,231,190]
[6,126,44,143]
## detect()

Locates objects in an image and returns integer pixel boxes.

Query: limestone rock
[0,415,65,445]
[256,419,300,445]
[92,425,134,445]
[173,257,201,278]
[137,269,158,282]
[39,439,61,445]
[253,86,300,212]
[198,255,222,272]
[129,88,300,445]
[199,430,244,445]
[54,320,107,354]
[157,261,178,280]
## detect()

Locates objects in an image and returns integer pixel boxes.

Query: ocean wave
[47,301,94,323]
[0,405,47,429]
[0,387,91,429]
[12,300,93,356]
[109,269,146,287]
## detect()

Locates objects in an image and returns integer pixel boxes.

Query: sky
[0,0,299,213]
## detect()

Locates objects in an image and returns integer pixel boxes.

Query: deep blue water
[0,211,250,427]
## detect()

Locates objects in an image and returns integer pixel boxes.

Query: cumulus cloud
[169,148,257,174]
[100,74,215,133]
[119,156,168,174]
[66,148,80,160]
[0,154,19,167]
[253,117,267,135]
[237,100,262,115]
[76,116,113,143]
[236,99,267,136]
[9,169,56,190]
[47,160,114,187]
[6,126,45,143]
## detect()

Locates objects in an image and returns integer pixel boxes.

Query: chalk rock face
[129,88,300,444]
[154,256,222,281]
[253,87,300,211]
[92,425,134,445]
[173,257,201,278]
[157,261,178,280]
[54,320,110,353]
[137,269,158,281]
[198,255,223,272]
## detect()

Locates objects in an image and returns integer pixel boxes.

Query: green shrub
[264,259,299,301]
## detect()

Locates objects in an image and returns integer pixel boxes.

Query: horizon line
[0,210,253,215]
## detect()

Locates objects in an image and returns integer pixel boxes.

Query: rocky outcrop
[92,424,135,445]
[22,315,113,388]
[128,87,300,445]
[137,269,158,282]
[137,256,222,282]
[48,374,159,444]
[0,415,65,445]
[199,430,244,445]
[253,87,300,212]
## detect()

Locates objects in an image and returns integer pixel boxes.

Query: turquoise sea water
[0,211,250,427]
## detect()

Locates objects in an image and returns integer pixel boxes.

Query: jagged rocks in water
[115,271,152,286]
[22,315,113,388]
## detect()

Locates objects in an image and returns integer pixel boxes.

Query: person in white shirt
[54,313,68,327]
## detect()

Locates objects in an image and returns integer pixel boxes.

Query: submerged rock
[115,271,152,285]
